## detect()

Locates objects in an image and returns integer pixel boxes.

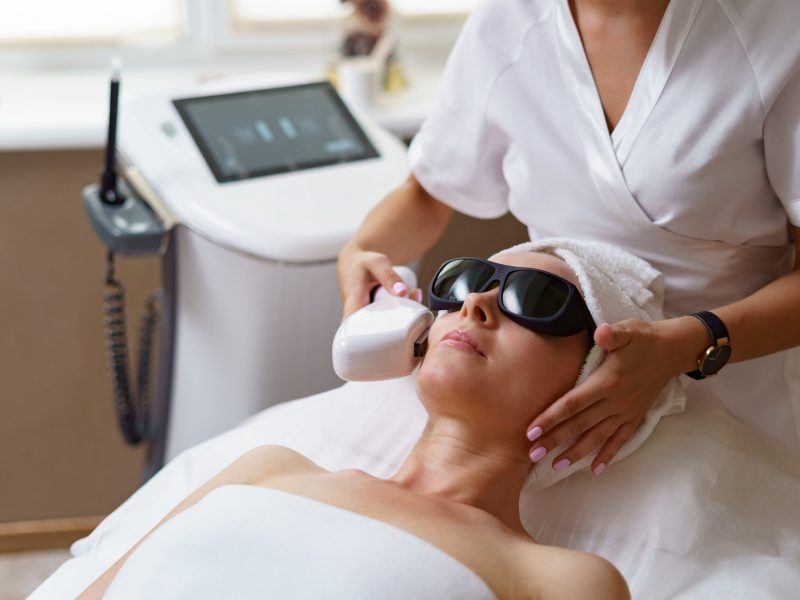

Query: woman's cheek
[500,335,559,398]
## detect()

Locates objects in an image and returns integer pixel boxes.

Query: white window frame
[0,0,470,72]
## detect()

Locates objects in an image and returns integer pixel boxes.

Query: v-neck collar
[555,0,703,166]
[553,0,704,230]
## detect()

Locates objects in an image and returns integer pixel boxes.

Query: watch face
[702,345,732,375]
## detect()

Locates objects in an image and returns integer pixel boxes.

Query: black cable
[102,250,161,445]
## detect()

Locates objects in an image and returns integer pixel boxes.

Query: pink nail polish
[593,463,606,476]
[393,282,408,295]
[529,446,547,462]
[553,459,571,472]
[526,426,542,442]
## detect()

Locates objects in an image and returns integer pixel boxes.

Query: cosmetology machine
[84,63,408,479]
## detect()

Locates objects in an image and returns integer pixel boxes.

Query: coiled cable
[103,250,161,445]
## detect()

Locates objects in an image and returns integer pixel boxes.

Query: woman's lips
[440,330,486,357]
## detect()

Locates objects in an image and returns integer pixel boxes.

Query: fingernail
[413,289,423,302]
[553,458,571,472]
[393,282,408,295]
[593,463,606,476]
[526,426,542,442]
[529,446,547,462]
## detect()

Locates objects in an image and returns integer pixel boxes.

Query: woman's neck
[573,0,662,18]
[387,417,532,535]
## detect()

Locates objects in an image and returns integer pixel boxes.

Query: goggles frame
[428,257,597,338]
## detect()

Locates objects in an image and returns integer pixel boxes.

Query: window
[229,0,478,25]
[0,0,472,70]
[0,0,183,45]
[392,0,479,17]
[229,1,348,24]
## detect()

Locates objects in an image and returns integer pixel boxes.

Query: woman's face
[416,251,590,435]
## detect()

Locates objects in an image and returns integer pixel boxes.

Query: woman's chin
[418,349,488,393]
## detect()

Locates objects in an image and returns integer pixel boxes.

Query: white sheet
[105,485,496,600]
[32,375,800,599]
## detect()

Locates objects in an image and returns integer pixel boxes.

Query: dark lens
[432,259,495,302]
[502,271,569,318]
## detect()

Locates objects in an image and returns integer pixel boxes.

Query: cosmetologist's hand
[525,318,698,475]
[337,248,423,320]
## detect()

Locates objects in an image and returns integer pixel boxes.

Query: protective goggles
[428,257,596,338]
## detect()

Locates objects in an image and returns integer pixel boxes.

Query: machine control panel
[173,81,379,183]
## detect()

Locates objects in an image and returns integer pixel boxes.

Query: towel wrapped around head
[495,238,687,489]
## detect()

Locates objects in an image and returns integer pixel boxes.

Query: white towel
[104,485,497,600]
[497,238,687,489]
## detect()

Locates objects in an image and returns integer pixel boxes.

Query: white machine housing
[118,73,409,462]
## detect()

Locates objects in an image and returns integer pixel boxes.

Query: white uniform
[409,0,800,448]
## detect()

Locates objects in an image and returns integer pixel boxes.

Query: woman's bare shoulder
[225,445,325,484]
[509,540,630,600]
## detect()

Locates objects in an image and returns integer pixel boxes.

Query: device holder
[83,58,171,446]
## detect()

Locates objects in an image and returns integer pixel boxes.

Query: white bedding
[33,375,800,599]
[104,485,496,600]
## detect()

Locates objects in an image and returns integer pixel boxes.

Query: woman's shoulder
[714,0,800,105]
[470,0,553,26]
[406,506,629,600]
[715,0,800,53]
[507,539,630,600]
[227,444,326,484]
[460,0,554,60]
[717,0,800,22]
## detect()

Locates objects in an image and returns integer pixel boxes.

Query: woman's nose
[460,290,499,326]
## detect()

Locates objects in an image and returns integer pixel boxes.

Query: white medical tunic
[409,0,800,448]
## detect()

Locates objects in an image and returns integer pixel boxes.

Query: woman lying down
[80,240,677,600]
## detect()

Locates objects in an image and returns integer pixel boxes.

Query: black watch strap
[686,311,730,380]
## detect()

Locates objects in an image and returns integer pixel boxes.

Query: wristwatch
[686,311,732,380]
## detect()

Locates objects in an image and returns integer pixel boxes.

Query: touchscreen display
[173,82,379,183]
